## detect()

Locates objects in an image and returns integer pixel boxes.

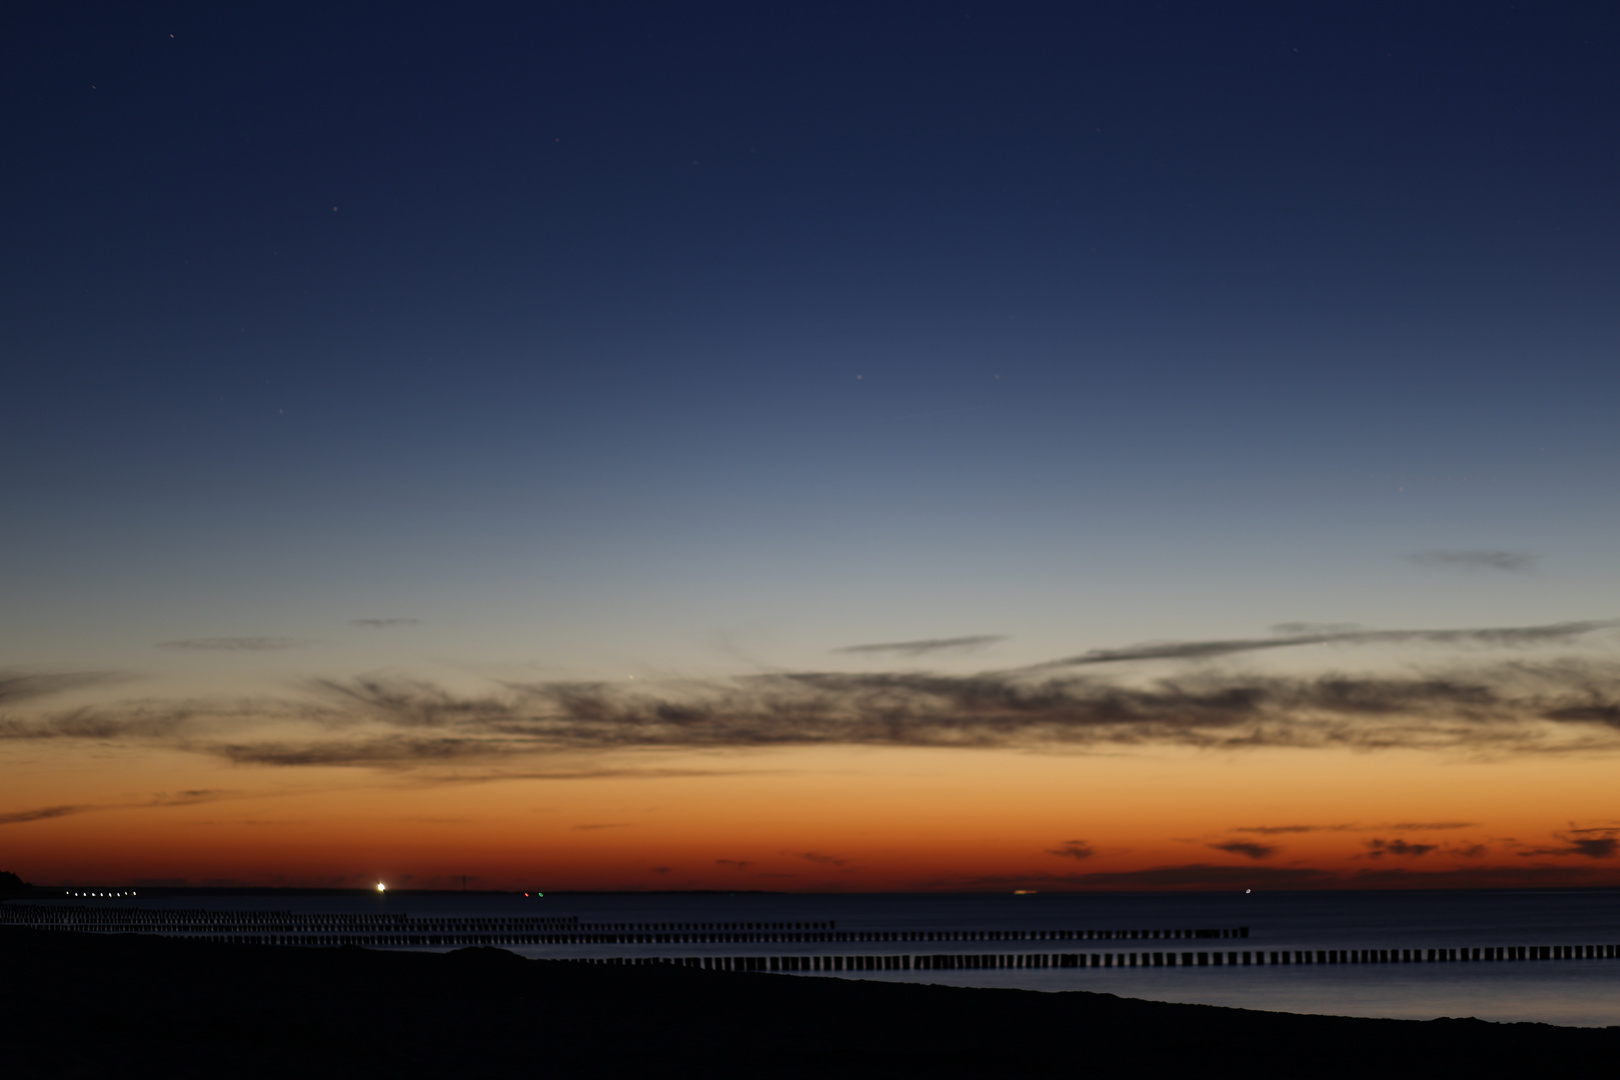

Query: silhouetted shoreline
[3,924,1616,1078]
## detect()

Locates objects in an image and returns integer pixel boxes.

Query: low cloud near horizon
[1517,829,1619,859]
[927,861,1620,890]
[1047,840,1095,861]
[1210,841,1276,860]
[1232,822,1478,835]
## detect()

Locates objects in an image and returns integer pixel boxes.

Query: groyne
[0,904,1244,948]
[608,945,1620,972]
[2,905,1614,969]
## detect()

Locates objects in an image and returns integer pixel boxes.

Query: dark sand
[3,926,1615,1077]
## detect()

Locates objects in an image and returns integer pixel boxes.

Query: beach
[5,923,1617,1078]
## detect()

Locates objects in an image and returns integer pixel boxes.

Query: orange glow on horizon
[4,743,1617,892]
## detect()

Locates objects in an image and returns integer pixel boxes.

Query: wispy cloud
[1347,864,1619,888]
[0,804,89,826]
[0,790,236,827]
[715,859,751,869]
[148,789,230,806]
[833,635,1006,656]
[931,864,1334,889]
[573,822,630,831]
[157,637,307,651]
[1386,821,1477,831]
[0,672,127,705]
[212,736,497,767]
[350,619,420,629]
[1366,838,1437,858]
[1407,550,1536,573]
[1037,620,1611,667]
[0,707,197,742]
[9,620,1620,773]
[1210,841,1276,860]
[1046,840,1095,861]
[13,663,1620,768]
[394,766,765,786]
[1232,822,1476,835]
[1518,830,1618,859]
[1270,623,1361,636]
[798,851,850,866]
[929,861,1620,890]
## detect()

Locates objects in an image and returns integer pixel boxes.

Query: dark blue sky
[5,1,1618,675]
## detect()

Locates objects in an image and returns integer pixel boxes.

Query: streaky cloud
[402,766,767,785]
[1366,838,1437,858]
[935,861,1620,890]
[0,707,195,742]
[1517,830,1619,859]
[158,637,307,651]
[17,651,1620,771]
[1046,840,1095,861]
[211,736,502,768]
[146,789,231,806]
[1232,822,1476,834]
[1270,623,1361,636]
[0,672,127,705]
[833,635,1006,656]
[1349,864,1620,887]
[930,864,1333,889]
[1386,821,1477,831]
[1038,620,1615,667]
[349,619,421,628]
[0,789,237,826]
[1407,550,1536,573]
[1210,841,1276,860]
[0,804,89,826]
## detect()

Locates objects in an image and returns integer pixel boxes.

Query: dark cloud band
[833,635,1007,656]
[0,672,127,705]
[7,619,1620,772]
[1039,619,1613,667]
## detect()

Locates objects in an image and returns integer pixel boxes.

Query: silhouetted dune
[3,925,1615,1078]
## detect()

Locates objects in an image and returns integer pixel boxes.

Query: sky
[3,1,1620,891]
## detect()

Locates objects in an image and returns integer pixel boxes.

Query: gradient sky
[4,1,1619,890]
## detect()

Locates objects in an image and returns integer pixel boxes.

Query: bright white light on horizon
[376,882,386,892]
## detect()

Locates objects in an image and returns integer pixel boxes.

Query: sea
[16,888,1620,1028]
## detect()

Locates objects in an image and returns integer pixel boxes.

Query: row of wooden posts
[566,944,1620,973]
[7,906,1613,967]
[0,904,1245,946]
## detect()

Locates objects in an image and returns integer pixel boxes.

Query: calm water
[20,889,1620,1027]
